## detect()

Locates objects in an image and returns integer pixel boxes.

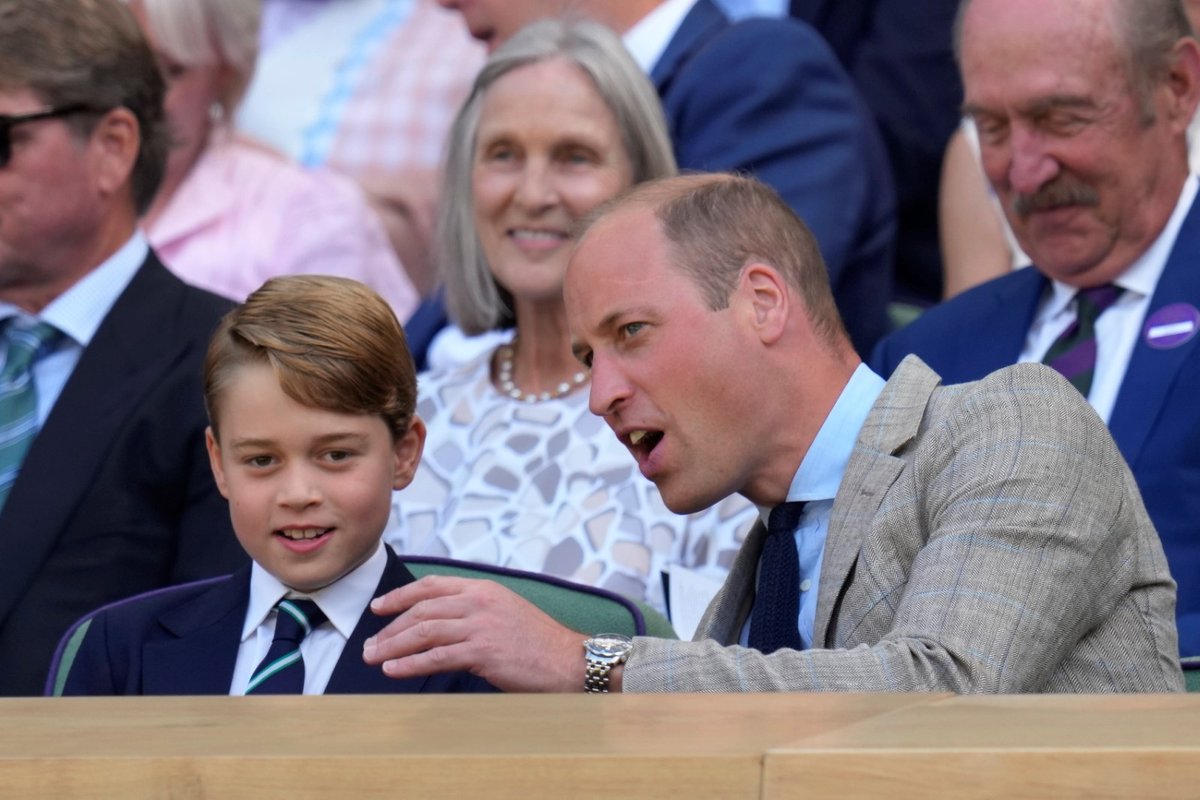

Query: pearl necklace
[495,342,589,403]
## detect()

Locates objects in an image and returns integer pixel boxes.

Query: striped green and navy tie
[0,320,61,513]
[246,598,328,694]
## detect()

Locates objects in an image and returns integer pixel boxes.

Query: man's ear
[736,262,789,345]
[88,107,140,199]
[392,415,427,490]
[205,426,231,500]
[1164,36,1200,135]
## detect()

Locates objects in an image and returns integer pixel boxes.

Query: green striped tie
[246,599,328,694]
[0,321,61,513]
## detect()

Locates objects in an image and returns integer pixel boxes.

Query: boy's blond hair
[204,275,416,438]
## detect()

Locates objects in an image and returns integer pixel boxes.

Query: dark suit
[0,253,248,696]
[870,197,1200,659]
[790,0,962,304]
[57,545,495,695]
[653,0,895,355]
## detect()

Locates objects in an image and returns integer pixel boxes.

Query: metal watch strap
[585,659,617,693]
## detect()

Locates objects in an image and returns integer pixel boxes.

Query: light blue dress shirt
[713,0,788,20]
[0,232,147,427]
[741,363,886,649]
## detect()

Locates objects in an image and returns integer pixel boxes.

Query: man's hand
[362,576,589,692]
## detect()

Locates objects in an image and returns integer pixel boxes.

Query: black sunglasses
[0,104,98,167]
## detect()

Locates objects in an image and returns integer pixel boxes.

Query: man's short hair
[586,173,848,347]
[0,0,168,214]
[438,18,678,335]
[954,0,1192,123]
[204,276,418,440]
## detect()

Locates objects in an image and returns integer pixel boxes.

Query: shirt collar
[622,0,697,73]
[1044,173,1198,314]
[755,363,886,522]
[0,232,148,348]
[243,541,388,640]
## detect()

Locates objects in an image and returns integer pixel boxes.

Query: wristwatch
[583,633,633,693]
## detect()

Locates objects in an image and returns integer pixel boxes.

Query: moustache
[1011,179,1100,218]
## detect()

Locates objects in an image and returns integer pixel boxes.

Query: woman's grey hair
[438,18,678,335]
[137,0,261,113]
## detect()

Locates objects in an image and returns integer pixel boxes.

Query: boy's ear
[205,426,231,499]
[392,415,427,490]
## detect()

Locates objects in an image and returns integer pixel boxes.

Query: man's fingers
[369,574,469,616]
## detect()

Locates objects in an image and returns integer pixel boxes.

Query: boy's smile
[206,363,422,592]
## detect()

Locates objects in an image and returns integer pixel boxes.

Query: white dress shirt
[1017,175,1198,423]
[230,541,388,695]
[622,0,697,73]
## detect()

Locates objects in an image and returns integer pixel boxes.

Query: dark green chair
[1183,657,1200,693]
[402,556,678,639]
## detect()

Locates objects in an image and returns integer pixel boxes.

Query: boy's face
[206,363,424,592]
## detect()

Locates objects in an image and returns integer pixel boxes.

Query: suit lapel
[649,0,725,90]
[958,268,1047,378]
[325,546,431,693]
[696,521,767,645]
[1108,197,1200,468]
[813,357,941,647]
[142,567,249,694]
[0,255,206,623]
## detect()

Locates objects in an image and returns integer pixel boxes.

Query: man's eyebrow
[962,94,1096,118]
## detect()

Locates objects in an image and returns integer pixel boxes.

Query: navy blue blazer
[653,0,895,355]
[0,253,248,696]
[870,197,1200,659]
[56,545,497,695]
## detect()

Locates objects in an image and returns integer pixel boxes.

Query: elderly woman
[385,20,757,615]
[128,0,419,319]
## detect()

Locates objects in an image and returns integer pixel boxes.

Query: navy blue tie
[748,501,807,654]
[245,599,327,694]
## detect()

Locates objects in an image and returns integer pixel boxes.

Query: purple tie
[1041,284,1124,397]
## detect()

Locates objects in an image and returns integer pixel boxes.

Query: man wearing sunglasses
[0,0,246,695]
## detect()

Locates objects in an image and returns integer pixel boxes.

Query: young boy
[57,276,494,695]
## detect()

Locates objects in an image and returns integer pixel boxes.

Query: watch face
[588,634,633,657]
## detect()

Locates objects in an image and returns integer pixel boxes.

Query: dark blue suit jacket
[870,198,1200,659]
[653,0,895,355]
[57,545,496,695]
[0,253,248,696]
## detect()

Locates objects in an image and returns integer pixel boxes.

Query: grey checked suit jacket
[625,357,1183,693]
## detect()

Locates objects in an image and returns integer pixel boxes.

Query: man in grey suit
[363,174,1183,694]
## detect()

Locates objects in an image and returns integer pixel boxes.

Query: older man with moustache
[872,0,1200,664]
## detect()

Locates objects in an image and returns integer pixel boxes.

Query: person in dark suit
[360,174,1180,695]
[870,0,1200,661]
[60,275,494,695]
[0,0,247,696]
[427,0,895,358]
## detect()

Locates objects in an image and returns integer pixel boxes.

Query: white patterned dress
[385,352,758,615]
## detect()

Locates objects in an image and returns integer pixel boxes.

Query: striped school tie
[0,321,61,513]
[748,501,808,654]
[246,598,328,694]
[1041,284,1124,397]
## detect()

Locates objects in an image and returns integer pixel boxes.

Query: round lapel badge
[1142,303,1200,350]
